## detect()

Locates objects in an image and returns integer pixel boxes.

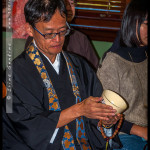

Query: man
[2,0,121,149]
[24,0,100,70]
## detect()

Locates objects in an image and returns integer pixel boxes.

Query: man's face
[29,9,66,62]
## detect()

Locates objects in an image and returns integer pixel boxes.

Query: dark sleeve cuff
[119,119,134,134]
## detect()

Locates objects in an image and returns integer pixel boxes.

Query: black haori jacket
[3,50,123,150]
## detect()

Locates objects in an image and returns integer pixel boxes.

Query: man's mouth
[51,44,62,48]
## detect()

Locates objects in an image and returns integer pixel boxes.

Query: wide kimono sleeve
[2,54,64,150]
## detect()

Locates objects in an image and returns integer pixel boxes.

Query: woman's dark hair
[24,0,67,27]
[120,0,148,47]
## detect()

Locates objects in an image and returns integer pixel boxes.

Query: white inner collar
[33,40,60,74]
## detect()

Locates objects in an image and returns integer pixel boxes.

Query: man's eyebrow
[44,25,67,31]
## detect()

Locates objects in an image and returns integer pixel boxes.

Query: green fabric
[92,41,112,58]
[2,32,26,70]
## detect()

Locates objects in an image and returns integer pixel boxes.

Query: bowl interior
[102,90,127,110]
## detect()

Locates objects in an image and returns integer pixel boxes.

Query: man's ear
[25,23,34,37]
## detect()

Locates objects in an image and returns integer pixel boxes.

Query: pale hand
[98,114,121,126]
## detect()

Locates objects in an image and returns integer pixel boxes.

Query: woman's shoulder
[103,51,132,65]
[103,51,122,63]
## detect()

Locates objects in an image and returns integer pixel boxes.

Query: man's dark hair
[120,0,148,47]
[24,0,67,27]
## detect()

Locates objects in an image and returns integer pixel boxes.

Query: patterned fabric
[26,42,91,150]
[64,54,91,150]
[12,0,29,39]
[62,126,76,150]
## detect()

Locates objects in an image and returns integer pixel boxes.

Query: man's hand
[78,96,117,121]
[99,114,121,126]
[57,96,117,128]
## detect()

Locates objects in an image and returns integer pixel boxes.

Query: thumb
[90,97,103,103]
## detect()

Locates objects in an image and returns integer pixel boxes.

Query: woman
[97,0,148,149]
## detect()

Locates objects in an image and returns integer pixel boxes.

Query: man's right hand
[78,96,117,121]
[57,96,117,128]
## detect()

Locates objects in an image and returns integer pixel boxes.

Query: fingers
[89,96,102,103]
[88,96,116,110]
[101,114,121,125]
[82,105,116,120]
[97,103,115,111]
[89,96,105,104]
[94,107,116,116]
[81,96,119,120]
[96,115,115,121]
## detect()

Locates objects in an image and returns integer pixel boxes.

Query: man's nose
[52,33,61,42]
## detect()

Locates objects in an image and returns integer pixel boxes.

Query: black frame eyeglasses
[33,22,71,39]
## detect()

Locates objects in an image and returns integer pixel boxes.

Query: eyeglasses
[33,22,71,39]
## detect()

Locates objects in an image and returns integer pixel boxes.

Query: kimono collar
[33,40,61,74]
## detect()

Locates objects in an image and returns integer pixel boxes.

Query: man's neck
[33,40,57,63]
[33,40,61,74]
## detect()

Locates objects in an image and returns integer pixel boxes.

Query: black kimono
[2,50,122,150]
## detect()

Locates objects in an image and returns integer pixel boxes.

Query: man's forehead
[36,10,66,28]
[35,20,66,31]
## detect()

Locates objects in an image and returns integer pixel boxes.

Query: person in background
[11,0,29,39]
[2,0,7,29]
[97,0,148,149]
[63,0,100,70]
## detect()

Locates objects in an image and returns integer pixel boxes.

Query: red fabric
[12,1,17,16]
[12,0,29,39]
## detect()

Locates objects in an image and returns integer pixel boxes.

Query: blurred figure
[12,0,29,38]
[63,0,100,70]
